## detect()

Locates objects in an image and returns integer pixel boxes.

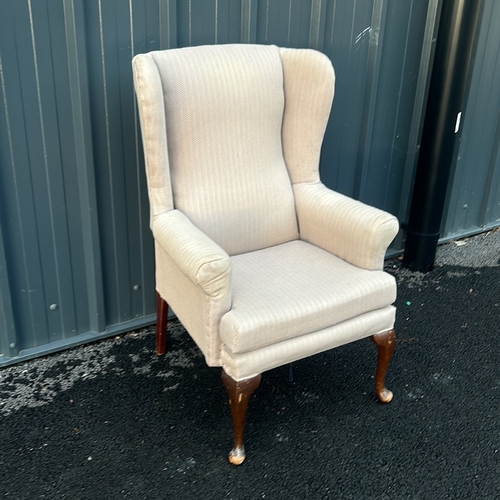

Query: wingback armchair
[132,44,398,465]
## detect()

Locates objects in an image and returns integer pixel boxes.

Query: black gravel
[1,232,499,499]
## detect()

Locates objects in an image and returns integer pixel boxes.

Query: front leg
[371,329,396,403]
[221,370,261,465]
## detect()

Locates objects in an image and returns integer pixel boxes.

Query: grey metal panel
[317,0,434,225]
[0,214,17,358]
[359,0,429,212]
[159,0,178,49]
[0,2,106,356]
[256,0,313,47]
[0,0,459,365]
[308,0,328,50]
[241,0,258,43]
[319,0,375,197]
[26,0,79,342]
[442,0,500,239]
[83,0,157,328]
[63,0,106,334]
[0,1,55,351]
[84,0,132,326]
[0,0,156,366]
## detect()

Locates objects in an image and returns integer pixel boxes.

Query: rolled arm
[294,183,399,270]
[152,210,231,296]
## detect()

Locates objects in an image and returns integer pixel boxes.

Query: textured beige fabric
[132,44,399,379]
[132,54,173,224]
[294,182,399,271]
[220,240,396,354]
[221,306,396,381]
[280,48,335,184]
[152,209,232,365]
[152,210,231,297]
[155,240,230,366]
[149,44,298,256]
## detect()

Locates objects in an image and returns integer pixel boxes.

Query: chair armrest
[152,210,231,296]
[294,183,399,270]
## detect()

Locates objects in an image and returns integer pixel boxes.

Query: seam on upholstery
[277,48,300,241]
[132,58,147,110]
[232,319,240,353]
[151,209,173,224]
[279,48,292,183]
[202,293,212,363]
[196,257,228,278]
[381,217,399,229]
[195,258,230,285]
[293,180,322,187]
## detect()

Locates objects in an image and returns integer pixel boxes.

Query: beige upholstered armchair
[132,44,398,465]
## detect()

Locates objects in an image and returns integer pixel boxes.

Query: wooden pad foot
[221,370,261,465]
[371,329,396,403]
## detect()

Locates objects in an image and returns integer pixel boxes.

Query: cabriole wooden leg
[221,370,261,465]
[156,292,168,355]
[371,329,396,403]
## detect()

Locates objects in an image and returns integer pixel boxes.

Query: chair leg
[155,292,168,355]
[221,370,261,465]
[371,329,396,403]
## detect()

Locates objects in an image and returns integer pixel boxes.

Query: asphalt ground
[1,230,499,499]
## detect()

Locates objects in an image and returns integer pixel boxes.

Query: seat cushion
[219,240,396,354]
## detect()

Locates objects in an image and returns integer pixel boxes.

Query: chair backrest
[133,44,335,256]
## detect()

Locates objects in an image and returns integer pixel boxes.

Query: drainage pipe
[403,0,482,272]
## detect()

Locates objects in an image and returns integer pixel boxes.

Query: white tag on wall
[455,112,462,133]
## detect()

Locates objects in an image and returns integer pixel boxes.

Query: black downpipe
[403,0,482,272]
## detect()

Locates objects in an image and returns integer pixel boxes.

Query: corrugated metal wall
[442,0,500,239]
[0,0,498,366]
